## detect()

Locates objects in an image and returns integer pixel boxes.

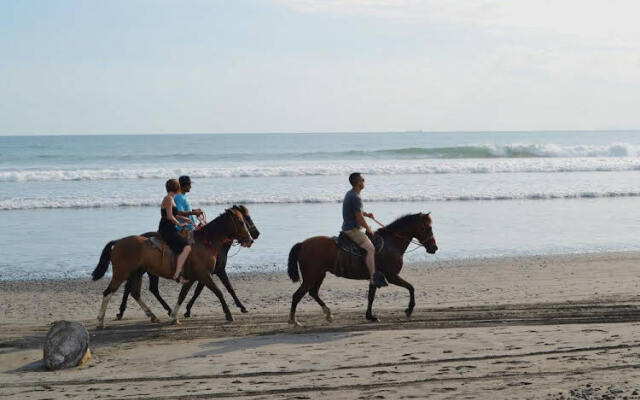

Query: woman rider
[159,179,193,283]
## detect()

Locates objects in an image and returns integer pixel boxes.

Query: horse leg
[147,273,172,316]
[115,277,133,320]
[365,283,379,322]
[170,281,195,325]
[289,280,312,327]
[216,269,247,313]
[184,282,204,318]
[387,275,415,318]
[129,270,159,323]
[308,273,332,323]
[197,273,234,322]
[97,279,124,329]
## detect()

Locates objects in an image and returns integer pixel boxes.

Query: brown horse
[91,207,253,329]
[114,205,261,320]
[287,212,437,326]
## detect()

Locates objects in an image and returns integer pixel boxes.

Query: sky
[1,0,640,135]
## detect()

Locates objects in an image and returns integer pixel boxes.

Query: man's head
[349,172,365,191]
[179,175,192,193]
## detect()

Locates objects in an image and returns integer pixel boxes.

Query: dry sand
[2,252,640,399]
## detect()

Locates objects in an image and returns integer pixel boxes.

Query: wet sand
[2,252,640,399]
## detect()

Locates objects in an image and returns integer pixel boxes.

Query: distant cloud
[278,1,640,46]
[278,0,640,83]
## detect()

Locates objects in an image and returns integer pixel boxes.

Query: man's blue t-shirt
[342,189,363,231]
[174,194,197,231]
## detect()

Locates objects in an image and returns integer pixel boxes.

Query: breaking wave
[3,191,640,210]
[3,157,640,182]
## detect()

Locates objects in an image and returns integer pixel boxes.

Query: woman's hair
[165,178,180,193]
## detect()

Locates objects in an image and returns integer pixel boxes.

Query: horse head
[232,205,260,240]
[418,212,438,254]
[227,207,254,247]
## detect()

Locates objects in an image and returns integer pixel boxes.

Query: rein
[195,210,207,228]
[195,210,237,254]
[370,216,431,251]
[195,211,251,258]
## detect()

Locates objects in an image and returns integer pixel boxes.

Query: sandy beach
[2,251,640,399]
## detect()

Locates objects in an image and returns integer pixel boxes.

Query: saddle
[332,232,384,277]
[148,231,195,270]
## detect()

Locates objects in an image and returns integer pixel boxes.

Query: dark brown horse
[114,205,260,320]
[92,207,253,329]
[287,213,437,326]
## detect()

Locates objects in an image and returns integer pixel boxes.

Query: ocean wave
[2,191,640,210]
[3,157,640,182]
[386,143,640,158]
[4,143,640,164]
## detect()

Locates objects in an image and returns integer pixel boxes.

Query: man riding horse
[343,172,387,288]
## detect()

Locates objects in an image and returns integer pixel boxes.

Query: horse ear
[425,211,431,215]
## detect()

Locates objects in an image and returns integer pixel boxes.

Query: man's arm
[176,209,202,217]
[175,196,202,217]
[355,211,373,235]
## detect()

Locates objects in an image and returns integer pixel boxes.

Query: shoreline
[1,249,638,283]
[3,250,640,399]
[2,250,640,327]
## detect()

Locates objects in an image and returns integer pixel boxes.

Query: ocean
[2,131,640,280]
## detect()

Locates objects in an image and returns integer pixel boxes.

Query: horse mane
[194,209,231,241]
[377,213,424,234]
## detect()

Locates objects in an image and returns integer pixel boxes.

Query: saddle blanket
[332,231,384,257]
[332,232,384,277]
[149,236,172,256]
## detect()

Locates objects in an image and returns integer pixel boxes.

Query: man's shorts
[343,228,370,246]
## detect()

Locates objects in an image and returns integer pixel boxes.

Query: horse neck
[383,226,414,254]
[197,217,233,246]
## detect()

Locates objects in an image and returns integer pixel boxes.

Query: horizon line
[2,129,640,138]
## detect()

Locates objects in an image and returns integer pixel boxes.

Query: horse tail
[92,240,117,281]
[287,242,302,282]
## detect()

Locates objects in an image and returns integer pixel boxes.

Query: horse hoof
[240,307,248,314]
[288,319,303,327]
[183,311,191,318]
[150,316,160,323]
[225,314,234,322]
[115,313,123,321]
[405,308,414,318]
[326,314,333,323]
[366,315,379,322]
[171,319,181,326]
[96,323,105,330]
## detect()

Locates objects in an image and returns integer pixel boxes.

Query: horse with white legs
[92,207,253,329]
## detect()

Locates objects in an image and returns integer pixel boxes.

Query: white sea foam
[470,143,640,158]
[3,191,640,210]
[3,157,640,182]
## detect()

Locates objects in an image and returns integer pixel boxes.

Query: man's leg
[345,229,380,286]
[361,238,376,285]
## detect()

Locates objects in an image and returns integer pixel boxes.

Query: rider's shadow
[173,331,366,360]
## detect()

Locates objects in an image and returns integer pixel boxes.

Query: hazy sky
[2,0,639,134]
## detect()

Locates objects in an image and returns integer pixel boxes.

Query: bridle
[198,209,251,253]
[370,215,435,251]
[227,209,251,246]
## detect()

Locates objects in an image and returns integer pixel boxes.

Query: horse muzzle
[240,238,254,248]
[425,239,438,254]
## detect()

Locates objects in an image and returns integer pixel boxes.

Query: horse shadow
[173,331,367,361]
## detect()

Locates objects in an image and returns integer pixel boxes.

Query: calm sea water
[2,131,640,280]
